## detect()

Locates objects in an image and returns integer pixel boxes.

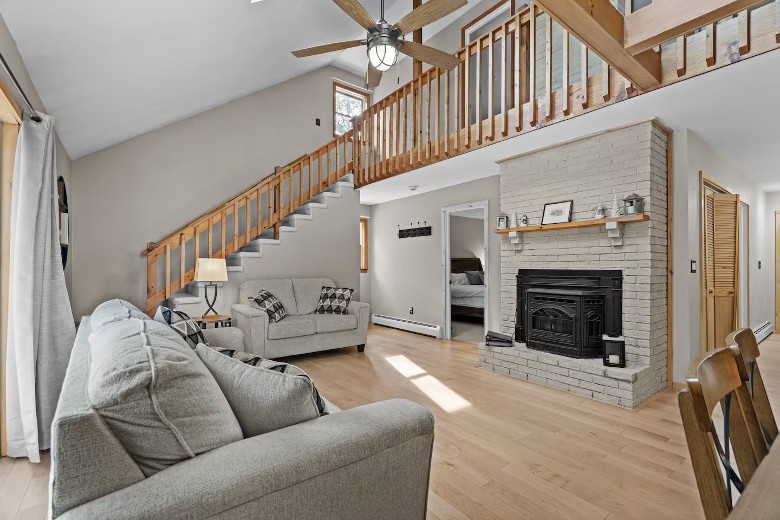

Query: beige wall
[369,176,500,330]
[70,65,364,317]
[450,215,484,265]
[766,191,780,332]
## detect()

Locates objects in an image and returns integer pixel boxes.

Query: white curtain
[6,114,75,461]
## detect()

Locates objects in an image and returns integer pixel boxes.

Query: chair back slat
[727,328,779,444]
[681,347,770,520]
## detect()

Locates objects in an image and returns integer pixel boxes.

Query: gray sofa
[232,278,369,358]
[50,302,434,519]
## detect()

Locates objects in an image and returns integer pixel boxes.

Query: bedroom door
[442,201,490,342]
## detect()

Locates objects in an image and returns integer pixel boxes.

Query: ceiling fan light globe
[367,38,398,72]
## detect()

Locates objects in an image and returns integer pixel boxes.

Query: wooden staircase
[144,1,780,315]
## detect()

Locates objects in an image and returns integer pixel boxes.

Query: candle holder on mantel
[602,334,626,368]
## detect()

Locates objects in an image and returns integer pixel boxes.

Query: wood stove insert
[516,270,622,359]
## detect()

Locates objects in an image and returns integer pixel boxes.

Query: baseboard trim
[754,321,773,344]
[372,314,442,339]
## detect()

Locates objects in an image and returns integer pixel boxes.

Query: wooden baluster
[545,16,553,120]
[402,87,409,168]
[515,15,522,131]
[335,141,341,181]
[676,36,686,77]
[147,252,158,314]
[706,24,716,67]
[327,145,333,185]
[488,32,495,141]
[179,233,185,289]
[528,6,537,126]
[602,62,610,101]
[388,97,394,174]
[245,196,251,246]
[194,223,201,261]
[416,76,423,165]
[207,219,213,257]
[256,188,262,236]
[465,42,472,148]
[455,58,461,151]
[477,38,485,145]
[384,102,390,176]
[220,209,226,257]
[273,181,281,240]
[426,72,432,160]
[501,22,508,137]
[444,68,450,155]
[738,10,750,55]
[562,29,570,116]
[435,68,441,159]
[373,107,379,180]
[395,92,401,172]
[233,202,239,252]
[581,44,589,109]
[165,243,171,298]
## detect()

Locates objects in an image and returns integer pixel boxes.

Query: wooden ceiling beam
[534,0,661,90]
[624,0,765,55]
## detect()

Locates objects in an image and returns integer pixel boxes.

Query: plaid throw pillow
[209,346,327,416]
[154,306,207,349]
[248,290,287,323]
[313,287,353,315]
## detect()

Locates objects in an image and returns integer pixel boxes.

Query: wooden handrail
[145,1,780,314]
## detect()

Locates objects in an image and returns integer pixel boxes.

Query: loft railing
[350,1,780,187]
[142,131,357,314]
[144,1,780,314]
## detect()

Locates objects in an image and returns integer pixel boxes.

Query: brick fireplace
[481,121,669,408]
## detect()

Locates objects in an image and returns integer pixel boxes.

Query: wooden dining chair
[680,347,769,520]
[727,328,778,446]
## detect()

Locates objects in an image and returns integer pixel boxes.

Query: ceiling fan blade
[393,0,467,35]
[333,0,377,30]
[399,41,461,70]
[367,65,383,89]
[292,40,364,58]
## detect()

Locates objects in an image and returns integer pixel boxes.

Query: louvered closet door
[702,193,740,351]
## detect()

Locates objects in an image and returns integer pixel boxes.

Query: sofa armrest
[58,399,434,520]
[201,327,245,351]
[231,304,269,356]
[349,301,370,346]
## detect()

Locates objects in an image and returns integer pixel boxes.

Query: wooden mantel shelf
[495,214,650,234]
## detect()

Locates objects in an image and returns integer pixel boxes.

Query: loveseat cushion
[196,344,326,436]
[311,314,358,334]
[88,317,243,476]
[267,316,317,340]
[292,278,336,315]
[90,299,148,331]
[242,279,298,315]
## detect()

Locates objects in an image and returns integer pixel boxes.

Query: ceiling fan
[292,0,467,88]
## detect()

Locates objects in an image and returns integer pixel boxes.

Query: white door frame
[441,200,490,341]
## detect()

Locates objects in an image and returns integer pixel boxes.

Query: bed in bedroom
[450,258,485,323]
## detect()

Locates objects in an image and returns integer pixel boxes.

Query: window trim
[360,218,369,273]
[461,0,516,47]
[333,81,370,138]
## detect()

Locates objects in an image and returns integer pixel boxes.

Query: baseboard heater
[372,314,442,339]
[753,321,774,344]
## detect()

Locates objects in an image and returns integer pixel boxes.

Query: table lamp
[194,258,228,316]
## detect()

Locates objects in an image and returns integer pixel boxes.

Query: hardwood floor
[3,329,780,519]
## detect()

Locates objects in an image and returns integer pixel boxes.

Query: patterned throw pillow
[313,287,354,315]
[248,290,287,323]
[154,306,207,348]
[208,345,328,416]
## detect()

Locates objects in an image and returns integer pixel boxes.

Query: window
[360,218,369,273]
[461,0,517,46]
[334,82,369,137]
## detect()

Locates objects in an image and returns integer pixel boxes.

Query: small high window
[334,82,369,137]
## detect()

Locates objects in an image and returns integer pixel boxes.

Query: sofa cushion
[88,318,243,476]
[248,290,288,323]
[314,287,354,315]
[196,344,327,436]
[292,278,336,315]
[267,316,316,340]
[90,299,148,331]
[311,314,358,334]
[154,306,207,348]
[240,279,298,315]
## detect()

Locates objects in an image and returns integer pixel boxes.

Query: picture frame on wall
[496,215,509,229]
[541,200,573,225]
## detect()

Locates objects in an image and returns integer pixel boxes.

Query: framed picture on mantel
[541,200,573,225]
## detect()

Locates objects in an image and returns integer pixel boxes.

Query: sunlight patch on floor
[384,354,472,413]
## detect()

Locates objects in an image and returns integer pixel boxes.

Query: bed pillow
[465,271,485,285]
[450,273,469,285]
[196,344,327,437]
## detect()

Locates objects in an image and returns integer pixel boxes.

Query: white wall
[765,191,780,331]
[70,65,364,317]
[450,215,485,265]
[369,176,500,330]
[671,129,772,382]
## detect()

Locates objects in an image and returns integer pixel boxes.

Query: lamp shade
[194,258,228,283]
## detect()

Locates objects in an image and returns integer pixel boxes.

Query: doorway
[442,201,489,342]
[699,173,745,353]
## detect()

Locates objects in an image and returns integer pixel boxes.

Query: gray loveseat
[49,300,434,519]
[231,278,369,358]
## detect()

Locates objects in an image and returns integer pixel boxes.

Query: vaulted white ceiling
[0,0,475,159]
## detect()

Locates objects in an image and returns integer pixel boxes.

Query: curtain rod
[0,50,42,123]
